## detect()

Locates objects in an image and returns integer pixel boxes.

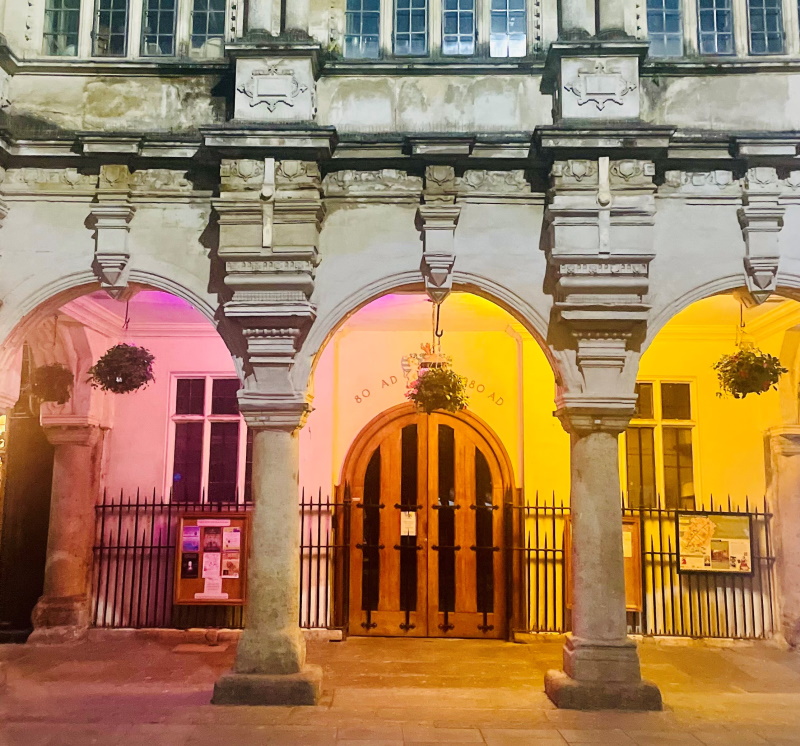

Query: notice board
[565,515,643,612]
[677,511,753,575]
[174,513,249,605]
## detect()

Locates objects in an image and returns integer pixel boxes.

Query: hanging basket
[88,344,155,394]
[713,347,787,399]
[32,363,73,404]
[407,365,469,414]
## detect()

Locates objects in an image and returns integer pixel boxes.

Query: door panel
[346,409,507,638]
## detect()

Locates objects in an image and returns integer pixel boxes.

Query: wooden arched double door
[341,404,514,638]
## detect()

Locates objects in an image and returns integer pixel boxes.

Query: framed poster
[677,511,753,575]
[174,513,249,605]
[565,515,643,612]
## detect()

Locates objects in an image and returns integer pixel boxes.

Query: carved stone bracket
[546,158,656,397]
[739,167,784,306]
[215,158,324,394]
[88,167,136,300]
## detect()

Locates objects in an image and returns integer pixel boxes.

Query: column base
[28,595,90,645]
[545,670,662,710]
[211,665,323,706]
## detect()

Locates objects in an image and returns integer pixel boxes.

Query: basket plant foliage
[714,346,787,399]
[88,344,155,394]
[32,363,74,405]
[407,364,469,414]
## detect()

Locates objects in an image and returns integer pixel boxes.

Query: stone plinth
[212,666,322,705]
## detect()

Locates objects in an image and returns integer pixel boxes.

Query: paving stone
[558,728,637,743]
[482,728,568,745]
[402,724,486,742]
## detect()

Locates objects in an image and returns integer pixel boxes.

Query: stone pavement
[1,632,799,745]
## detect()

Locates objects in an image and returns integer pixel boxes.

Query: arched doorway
[340,403,515,639]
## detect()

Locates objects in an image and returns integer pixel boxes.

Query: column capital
[238,392,311,432]
[555,396,636,436]
[41,417,103,446]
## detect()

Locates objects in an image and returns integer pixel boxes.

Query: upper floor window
[343,0,528,59]
[42,0,231,58]
[141,0,178,56]
[747,0,784,53]
[43,0,82,56]
[94,0,130,56]
[646,0,683,56]
[697,0,735,54]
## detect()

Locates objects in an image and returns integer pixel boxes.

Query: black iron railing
[92,489,347,630]
[514,494,777,639]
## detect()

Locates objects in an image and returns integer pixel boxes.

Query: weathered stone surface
[544,669,663,711]
[212,665,323,706]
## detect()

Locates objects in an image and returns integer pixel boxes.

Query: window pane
[748,0,784,54]
[395,0,429,55]
[647,0,683,56]
[345,0,381,58]
[211,378,240,415]
[142,0,177,55]
[661,383,691,420]
[626,427,657,508]
[43,0,81,56]
[190,0,226,58]
[697,0,734,54]
[172,422,203,502]
[634,383,654,419]
[208,422,240,502]
[490,0,527,58]
[176,379,205,415]
[663,427,695,510]
[94,0,129,56]
[442,0,475,55]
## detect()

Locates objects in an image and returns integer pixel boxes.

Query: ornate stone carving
[739,167,784,305]
[545,158,656,398]
[659,170,740,202]
[99,164,132,191]
[610,160,655,186]
[130,169,192,193]
[563,59,637,112]
[1,168,98,192]
[456,170,529,194]
[88,204,136,300]
[220,159,265,192]
[215,159,324,396]
[234,57,317,122]
[424,165,458,203]
[322,169,423,198]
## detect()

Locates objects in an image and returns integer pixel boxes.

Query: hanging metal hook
[434,302,444,341]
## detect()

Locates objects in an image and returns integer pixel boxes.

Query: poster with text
[222,551,240,578]
[677,512,753,574]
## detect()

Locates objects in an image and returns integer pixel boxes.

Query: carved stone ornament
[323,169,423,198]
[233,57,316,122]
[130,169,192,193]
[220,160,265,192]
[609,160,655,186]
[0,167,98,192]
[276,160,321,188]
[551,160,599,188]
[456,170,530,194]
[563,59,636,112]
[417,203,461,304]
[237,65,308,112]
[424,165,458,202]
[88,204,136,300]
[99,164,132,191]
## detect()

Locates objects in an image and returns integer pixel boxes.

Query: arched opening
[632,290,800,644]
[297,289,568,636]
[0,286,246,641]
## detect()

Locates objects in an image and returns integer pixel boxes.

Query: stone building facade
[2,0,800,712]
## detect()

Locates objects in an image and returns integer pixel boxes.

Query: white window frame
[41,0,240,59]
[367,0,534,58]
[643,0,799,56]
[619,379,700,510]
[165,374,248,504]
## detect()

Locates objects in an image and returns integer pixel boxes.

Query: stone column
[544,408,661,710]
[213,404,322,705]
[28,423,103,644]
[285,0,311,34]
[767,427,800,646]
[247,0,275,34]
[597,0,628,38]
[559,0,596,39]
